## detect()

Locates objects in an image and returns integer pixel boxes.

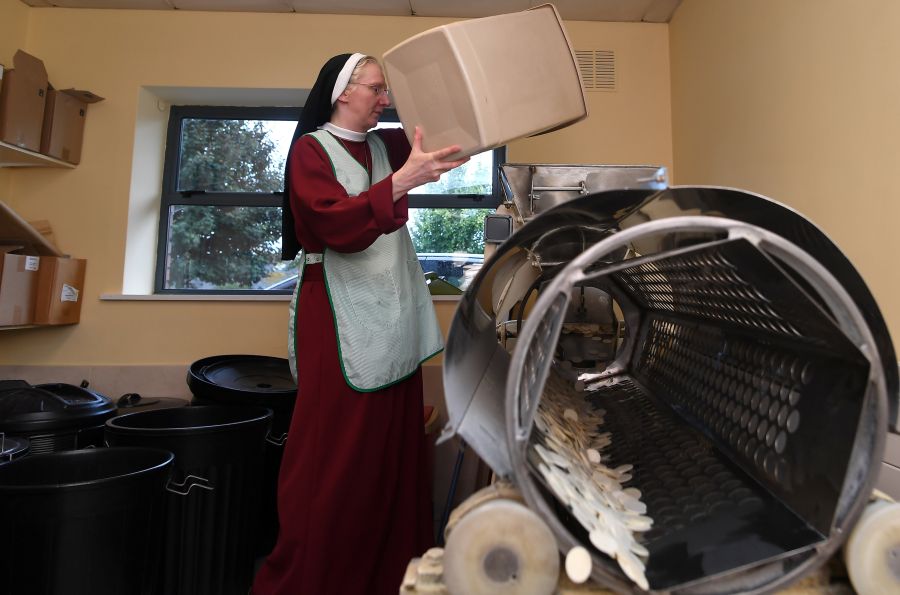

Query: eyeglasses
[349,83,391,97]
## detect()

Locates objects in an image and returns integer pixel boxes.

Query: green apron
[288,130,443,391]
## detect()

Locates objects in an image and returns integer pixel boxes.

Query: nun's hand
[392,127,469,201]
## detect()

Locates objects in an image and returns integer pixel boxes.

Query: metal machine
[439,167,898,594]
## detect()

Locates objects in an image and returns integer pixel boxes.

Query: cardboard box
[0,203,84,326]
[382,4,587,158]
[0,245,40,326]
[34,256,86,325]
[40,87,104,164]
[0,50,49,151]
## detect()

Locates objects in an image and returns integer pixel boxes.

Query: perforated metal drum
[442,186,897,593]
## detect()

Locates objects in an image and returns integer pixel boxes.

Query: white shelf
[0,140,75,168]
[0,323,75,331]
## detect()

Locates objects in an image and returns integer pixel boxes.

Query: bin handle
[266,432,288,447]
[166,475,215,496]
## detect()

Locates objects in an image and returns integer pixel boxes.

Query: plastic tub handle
[166,474,215,496]
[266,432,288,447]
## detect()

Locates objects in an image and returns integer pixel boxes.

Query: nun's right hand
[391,127,469,201]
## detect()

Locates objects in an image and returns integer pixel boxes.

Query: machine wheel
[443,498,559,595]
[844,497,900,594]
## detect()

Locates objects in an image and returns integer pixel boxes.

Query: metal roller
[443,498,559,595]
[844,496,900,594]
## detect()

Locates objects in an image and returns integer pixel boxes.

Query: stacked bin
[0,448,173,595]
[106,406,272,595]
[187,354,297,556]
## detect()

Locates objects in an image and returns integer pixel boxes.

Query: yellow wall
[0,0,30,198]
[0,6,673,365]
[0,0,29,73]
[508,20,672,167]
[670,0,900,342]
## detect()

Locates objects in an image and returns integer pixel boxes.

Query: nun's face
[341,63,392,131]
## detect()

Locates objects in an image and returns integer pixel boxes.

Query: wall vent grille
[575,50,616,91]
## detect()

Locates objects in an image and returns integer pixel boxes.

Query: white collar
[319,122,367,142]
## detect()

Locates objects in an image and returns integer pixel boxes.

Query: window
[156,105,505,294]
[156,105,296,294]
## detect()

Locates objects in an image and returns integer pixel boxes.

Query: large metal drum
[442,186,897,593]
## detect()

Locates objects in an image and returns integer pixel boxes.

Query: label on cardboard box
[25,256,39,271]
[61,283,79,303]
[32,256,85,325]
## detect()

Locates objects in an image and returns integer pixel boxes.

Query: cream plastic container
[382,4,587,158]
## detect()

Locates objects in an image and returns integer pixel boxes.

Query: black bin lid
[0,380,116,433]
[187,355,296,408]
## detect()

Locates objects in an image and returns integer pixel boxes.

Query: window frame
[155,104,506,295]
[156,105,298,295]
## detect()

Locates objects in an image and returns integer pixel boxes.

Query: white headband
[331,53,367,105]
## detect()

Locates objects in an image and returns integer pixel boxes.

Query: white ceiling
[19,0,683,23]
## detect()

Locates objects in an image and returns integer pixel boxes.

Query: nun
[252,53,468,595]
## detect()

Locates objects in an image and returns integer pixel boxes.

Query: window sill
[100,293,291,301]
[99,293,463,302]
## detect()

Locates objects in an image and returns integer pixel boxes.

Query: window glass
[163,205,284,290]
[408,208,490,292]
[177,119,295,193]
[157,106,503,294]
[410,151,493,196]
[372,122,493,197]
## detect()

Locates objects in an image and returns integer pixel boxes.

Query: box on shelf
[382,3,587,158]
[0,202,84,327]
[0,245,40,326]
[0,50,49,152]
[34,256,86,325]
[40,87,104,164]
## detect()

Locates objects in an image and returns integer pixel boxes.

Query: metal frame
[155,105,297,295]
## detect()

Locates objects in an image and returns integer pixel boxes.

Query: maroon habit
[252,128,434,595]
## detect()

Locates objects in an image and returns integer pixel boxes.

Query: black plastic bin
[105,406,272,595]
[0,380,116,453]
[187,354,297,555]
[0,447,173,595]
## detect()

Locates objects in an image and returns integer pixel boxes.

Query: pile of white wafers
[530,371,651,590]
